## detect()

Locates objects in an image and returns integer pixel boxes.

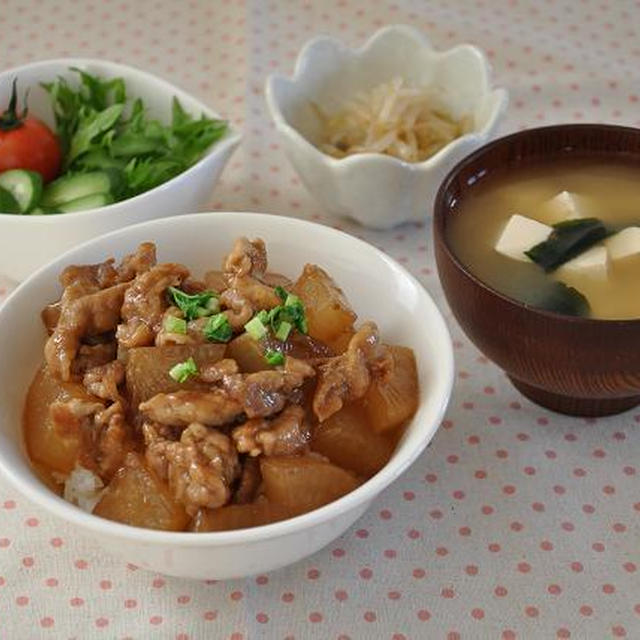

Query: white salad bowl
[266,24,508,229]
[0,212,454,580]
[0,58,241,281]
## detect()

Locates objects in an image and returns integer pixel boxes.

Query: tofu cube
[540,191,586,224]
[605,227,640,263]
[556,244,608,280]
[495,214,552,262]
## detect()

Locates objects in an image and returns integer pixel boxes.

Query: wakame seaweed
[525,281,590,317]
[525,218,609,272]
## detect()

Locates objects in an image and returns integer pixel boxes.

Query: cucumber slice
[0,186,21,214]
[41,169,124,207]
[0,169,43,213]
[56,192,114,213]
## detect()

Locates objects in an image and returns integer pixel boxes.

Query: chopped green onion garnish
[275,320,292,342]
[194,306,210,318]
[284,293,301,307]
[274,285,288,302]
[203,313,233,342]
[256,309,269,325]
[205,297,220,313]
[244,315,268,340]
[267,297,308,335]
[193,297,221,318]
[167,287,218,321]
[284,294,307,332]
[296,308,308,334]
[168,357,198,383]
[163,315,187,335]
[264,349,285,366]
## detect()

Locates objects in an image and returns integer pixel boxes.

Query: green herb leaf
[67,103,125,166]
[264,349,285,366]
[42,76,86,155]
[71,67,126,110]
[172,96,191,129]
[525,218,609,272]
[203,313,233,343]
[110,132,166,158]
[77,149,127,171]
[168,357,198,383]
[163,315,187,335]
[123,157,184,196]
[42,69,228,200]
[168,287,216,321]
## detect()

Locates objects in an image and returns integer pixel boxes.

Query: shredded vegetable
[316,77,471,163]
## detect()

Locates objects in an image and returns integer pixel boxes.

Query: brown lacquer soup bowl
[434,124,640,416]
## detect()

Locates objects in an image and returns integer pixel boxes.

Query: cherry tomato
[0,79,62,183]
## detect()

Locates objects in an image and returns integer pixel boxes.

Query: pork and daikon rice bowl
[24,237,419,532]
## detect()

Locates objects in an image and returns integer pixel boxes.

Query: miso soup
[447,160,640,320]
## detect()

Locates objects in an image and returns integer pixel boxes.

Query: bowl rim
[265,24,508,173]
[0,57,242,222]
[0,210,454,546]
[433,122,640,327]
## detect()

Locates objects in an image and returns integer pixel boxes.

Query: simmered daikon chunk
[312,403,394,477]
[293,264,356,352]
[94,453,188,531]
[227,331,332,373]
[24,366,84,474]
[126,343,225,407]
[260,456,359,515]
[361,345,418,433]
[190,498,291,532]
[226,333,271,372]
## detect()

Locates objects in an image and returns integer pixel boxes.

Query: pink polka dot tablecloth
[1,0,639,638]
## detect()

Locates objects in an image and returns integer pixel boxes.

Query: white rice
[63,466,105,513]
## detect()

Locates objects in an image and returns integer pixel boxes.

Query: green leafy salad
[0,68,227,214]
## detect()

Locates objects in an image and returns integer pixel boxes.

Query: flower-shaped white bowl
[0,59,241,281]
[266,25,508,229]
[0,211,454,579]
